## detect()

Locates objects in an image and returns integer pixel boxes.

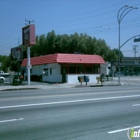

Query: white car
[0,76,5,83]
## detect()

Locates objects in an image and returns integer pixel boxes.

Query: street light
[117,5,138,85]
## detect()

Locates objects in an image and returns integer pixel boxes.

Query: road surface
[0,86,140,140]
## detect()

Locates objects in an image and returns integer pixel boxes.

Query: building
[21,53,105,83]
[119,57,140,75]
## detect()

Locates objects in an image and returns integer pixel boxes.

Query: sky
[0,0,140,57]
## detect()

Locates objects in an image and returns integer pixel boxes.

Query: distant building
[21,53,105,83]
[115,57,140,75]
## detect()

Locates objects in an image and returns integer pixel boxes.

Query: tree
[107,50,118,62]
[113,48,123,62]
[113,48,123,58]
[0,55,10,72]
[21,31,120,62]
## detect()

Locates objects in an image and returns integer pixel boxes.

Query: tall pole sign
[22,24,36,46]
[22,24,36,85]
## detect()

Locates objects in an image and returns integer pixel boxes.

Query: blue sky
[0,0,140,57]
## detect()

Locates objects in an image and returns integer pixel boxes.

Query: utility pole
[17,38,20,77]
[117,5,138,85]
[18,38,20,46]
[25,19,34,85]
[133,45,139,57]
[25,19,34,25]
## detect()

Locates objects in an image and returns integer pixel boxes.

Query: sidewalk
[0,76,140,91]
[0,81,78,91]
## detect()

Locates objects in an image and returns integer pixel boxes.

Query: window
[69,64,76,74]
[85,64,92,74]
[135,60,139,64]
[30,69,32,73]
[94,64,100,74]
[43,69,48,76]
[50,68,52,75]
[77,64,84,74]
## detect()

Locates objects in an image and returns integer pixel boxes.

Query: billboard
[22,24,36,46]
[11,46,23,60]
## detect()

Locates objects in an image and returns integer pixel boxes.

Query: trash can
[78,76,84,82]
[84,75,89,85]
[84,75,89,82]
[100,73,104,83]
[96,76,100,84]
[13,75,22,85]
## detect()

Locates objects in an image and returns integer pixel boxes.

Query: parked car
[0,76,5,83]
[0,71,9,78]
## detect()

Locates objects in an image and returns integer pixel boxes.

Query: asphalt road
[0,86,140,140]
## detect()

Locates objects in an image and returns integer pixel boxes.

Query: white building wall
[23,63,62,82]
[32,65,44,76]
[66,74,100,84]
[42,63,62,82]
[23,63,104,83]
[100,62,110,76]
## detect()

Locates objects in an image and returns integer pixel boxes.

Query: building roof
[123,57,140,61]
[21,53,105,67]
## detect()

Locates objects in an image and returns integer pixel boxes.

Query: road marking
[1,89,140,101]
[0,94,140,109]
[108,125,140,134]
[0,118,23,123]
[133,104,140,107]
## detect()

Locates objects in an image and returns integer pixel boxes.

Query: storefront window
[69,64,76,74]
[85,64,92,73]
[60,63,101,74]
[94,64,100,74]
[77,64,84,74]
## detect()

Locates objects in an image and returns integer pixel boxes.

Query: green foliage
[0,55,10,72]
[7,30,123,71]
[112,48,123,62]
[113,48,123,58]
[28,30,121,62]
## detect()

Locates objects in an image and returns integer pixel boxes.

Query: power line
[0,1,139,55]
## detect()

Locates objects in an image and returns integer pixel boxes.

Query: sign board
[22,24,36,46]
[11,46,23,60]
[134,38,140,42]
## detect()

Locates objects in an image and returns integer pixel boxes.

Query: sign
[11,46,23,60]
[22,24,36,46]
[27,65,32,69]
[134,38,140,42]
[127,128,140,139]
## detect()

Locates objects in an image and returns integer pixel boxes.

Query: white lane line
[133,104,140,107]
[0,118,23,123]
[108,125,140,134]
[0,94,140,109]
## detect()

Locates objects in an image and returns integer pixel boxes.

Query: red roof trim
[21,53,105,67]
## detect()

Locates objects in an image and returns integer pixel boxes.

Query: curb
[90,85,103,87]
[1,88,38,91]
[0,83,123,91]
[75,84,122,88]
